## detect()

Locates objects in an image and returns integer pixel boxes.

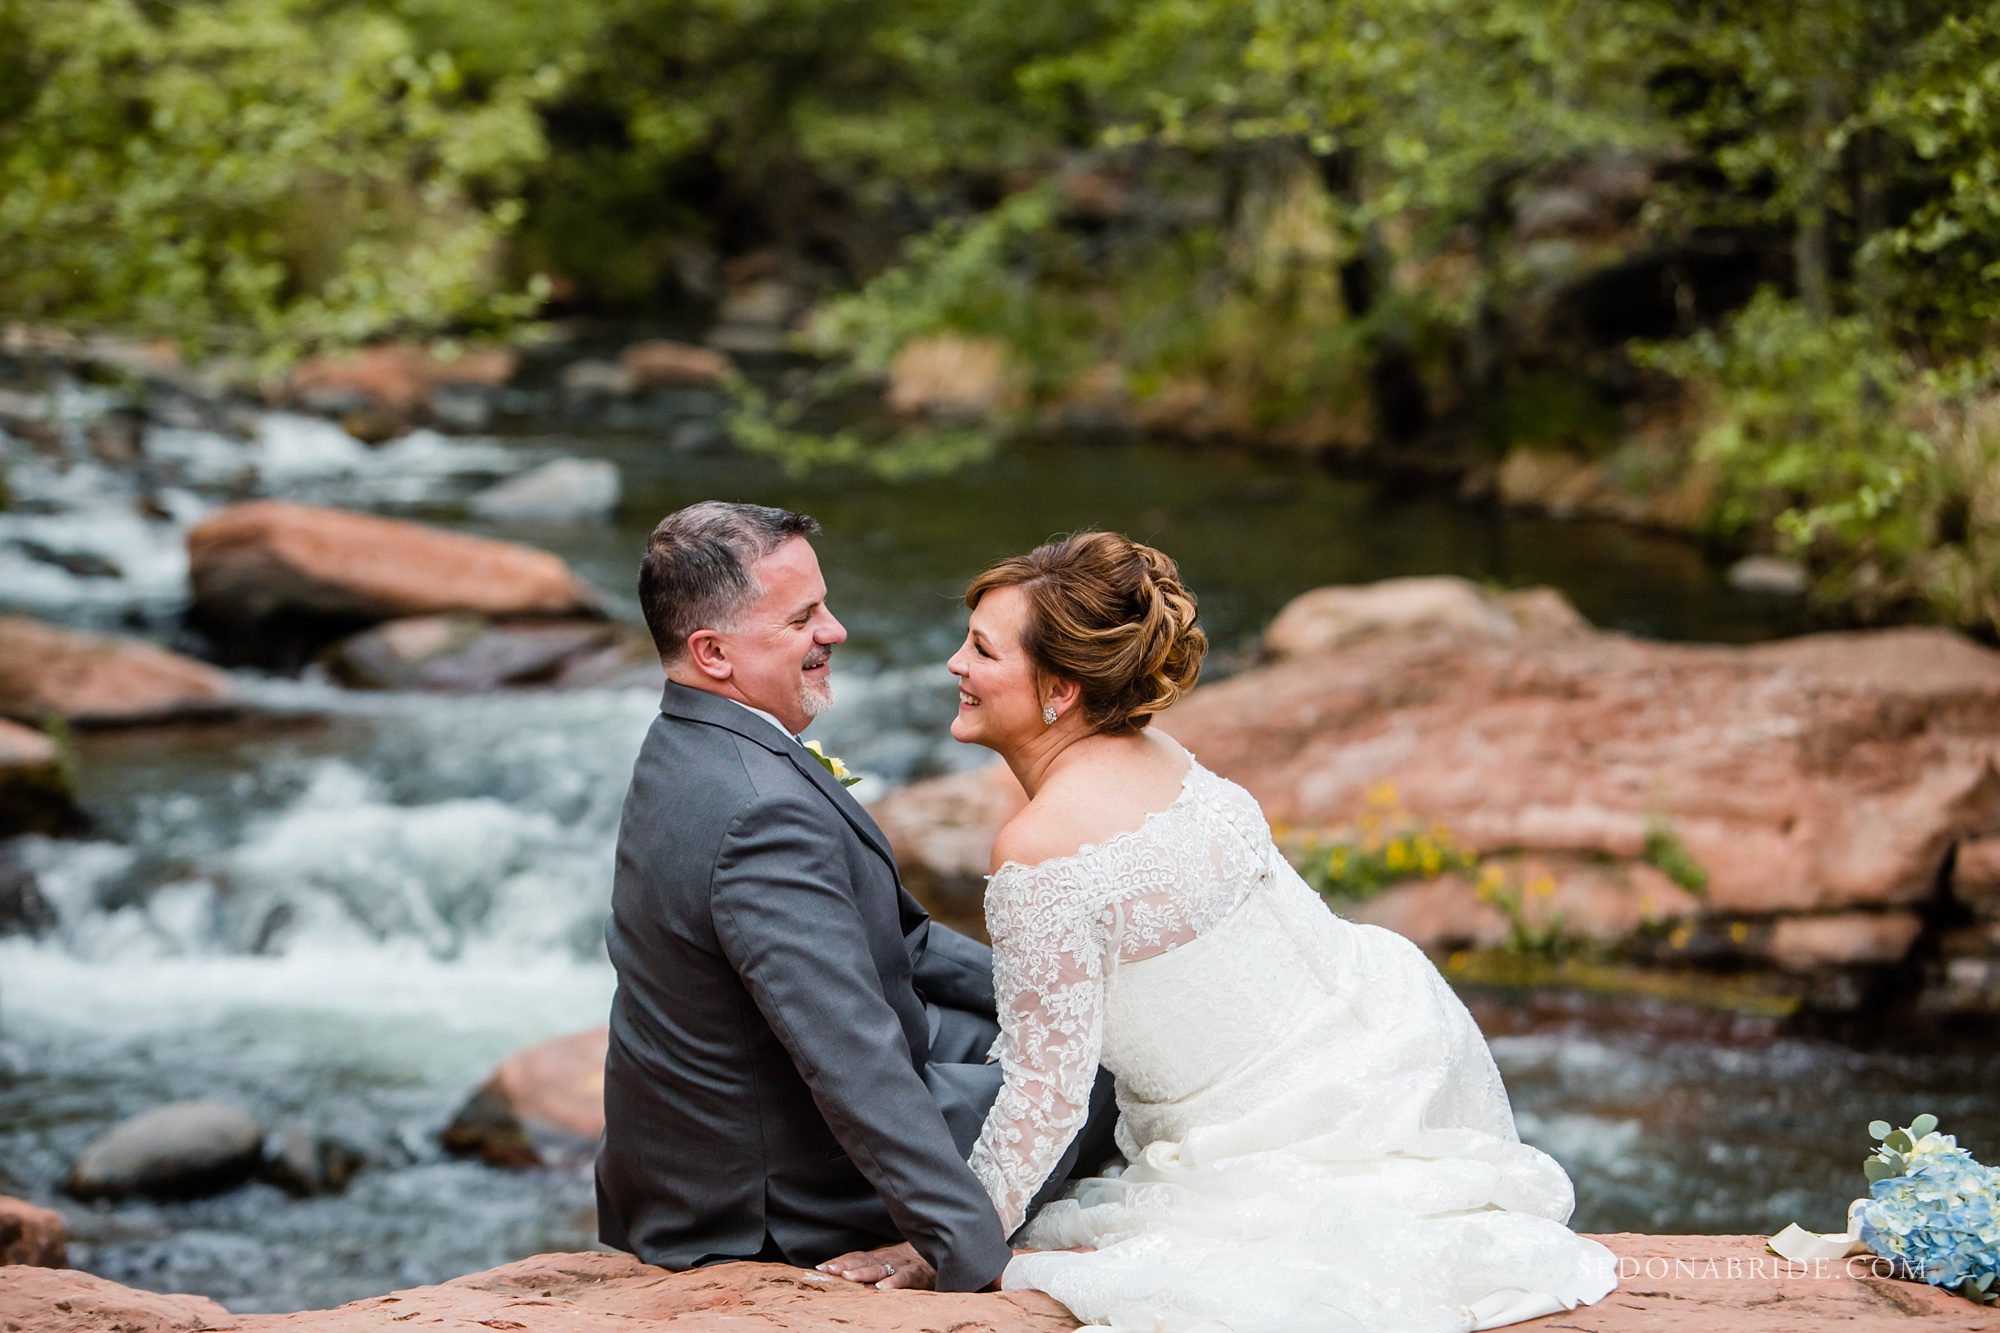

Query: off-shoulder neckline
[986,757,1205,881]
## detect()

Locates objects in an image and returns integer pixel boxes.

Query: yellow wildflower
[1447,951,1470,972]
[1668,921,1693,949]
[1729,920,1750,944]
[1529,875,1557,899]
[1384,839,1409,871]
[1365,781,1399,810]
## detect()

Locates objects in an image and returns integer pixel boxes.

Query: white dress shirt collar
[727,697,800,745]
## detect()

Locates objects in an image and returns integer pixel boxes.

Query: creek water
[1,399,1991,1312]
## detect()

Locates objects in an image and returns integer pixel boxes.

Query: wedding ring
[883,1263,895,1276]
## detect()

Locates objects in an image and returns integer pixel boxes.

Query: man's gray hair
[639,501,821,664]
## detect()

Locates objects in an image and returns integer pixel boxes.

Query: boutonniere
[802,739,862,788]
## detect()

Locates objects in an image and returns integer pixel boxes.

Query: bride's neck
[1003,727,1097,799]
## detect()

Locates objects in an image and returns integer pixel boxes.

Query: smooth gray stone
[67,1099,263,1200]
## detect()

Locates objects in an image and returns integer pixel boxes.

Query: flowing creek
[2,404,1992,1311]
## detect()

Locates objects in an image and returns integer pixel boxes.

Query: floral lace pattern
[965,756,1618,1331]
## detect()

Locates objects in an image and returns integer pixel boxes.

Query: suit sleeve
[709,795,1012,1291]
[909,918,998,1019]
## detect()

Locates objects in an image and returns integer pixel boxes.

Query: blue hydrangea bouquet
[1771,1114,1998,1305]
[1855,1115,1998,1304]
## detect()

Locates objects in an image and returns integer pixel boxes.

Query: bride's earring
[1042,705,1058,726]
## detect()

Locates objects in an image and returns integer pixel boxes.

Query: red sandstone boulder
[0,1194,67,1267]
[188,501,602,641]
[288,343,518,417]
[873,578,2000,1009]
[1261,576,1522,656]
[0,617,239,728]
[321,615,655,693]
[886,335,1019,419]
[443,1027,608,1167]
[0,1265,226,1333]
[620,340,733,389]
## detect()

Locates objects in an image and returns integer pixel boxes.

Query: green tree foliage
[0,0,557,358]
[7,0,2000,630]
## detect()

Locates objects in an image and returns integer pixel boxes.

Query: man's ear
[686,629,732,683]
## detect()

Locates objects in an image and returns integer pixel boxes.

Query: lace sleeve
[967,859,1112,1237]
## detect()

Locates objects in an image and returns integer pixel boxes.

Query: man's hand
[817,1241,934,1290]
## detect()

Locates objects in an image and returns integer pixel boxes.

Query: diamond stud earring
[1042,705,1058,726]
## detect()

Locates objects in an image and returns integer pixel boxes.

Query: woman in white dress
[935,532,1616,1332]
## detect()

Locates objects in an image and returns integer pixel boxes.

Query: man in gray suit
[597,501,1109,1293]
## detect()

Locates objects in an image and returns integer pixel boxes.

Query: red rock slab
[250,1255,1077,1333]
[187,501,601,628]
[0,1194,67,1267]
[0,1263,227,1332]
[10,1241,1998,1332]
[0,617,238,727]
[1573,1233,2000,1331]
[442,1028,607,1167]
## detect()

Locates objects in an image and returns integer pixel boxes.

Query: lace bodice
[967,759,1277,1234]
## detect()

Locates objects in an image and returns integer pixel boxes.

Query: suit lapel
[660,681,901,875]
[781,742,900,874]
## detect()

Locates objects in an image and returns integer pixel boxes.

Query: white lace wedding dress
[966,755,1618,1333]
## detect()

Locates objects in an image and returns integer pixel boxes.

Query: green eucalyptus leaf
[1910,1113,1937,1138]
[1870,1120,1893,1140]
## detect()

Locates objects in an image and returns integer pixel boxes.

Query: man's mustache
[803,648,832,670]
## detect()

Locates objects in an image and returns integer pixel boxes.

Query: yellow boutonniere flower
[802,739,861,788]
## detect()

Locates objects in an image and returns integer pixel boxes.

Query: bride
[932,532,1614,1332]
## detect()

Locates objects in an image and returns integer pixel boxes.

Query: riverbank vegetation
[4,0,1999,630]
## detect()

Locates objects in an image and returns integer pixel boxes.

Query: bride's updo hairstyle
[965,531,1206,734]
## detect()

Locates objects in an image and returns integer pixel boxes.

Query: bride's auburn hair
[966,531,1206,735]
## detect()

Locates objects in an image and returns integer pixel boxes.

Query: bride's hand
[817,1240,933,1289]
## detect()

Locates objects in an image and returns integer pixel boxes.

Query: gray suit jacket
[596,681,1012,1291]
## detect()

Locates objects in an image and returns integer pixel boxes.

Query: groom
[597,501,1108,1293]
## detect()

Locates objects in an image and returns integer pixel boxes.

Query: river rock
[5,1235,1995,1332]
[288,343,518,419]
[620,340,732,389]
[442,1027,607,1167]
[257,1127,363,1198]
[187,501,602,658]
[874,578,2000,1011]
[67,1099,264,1201]
[0,1194,67,1267]
[0,718,83,838]
[560,358,638,401]
[887,335,1018,419]
[467,458,621,522]
[1727,555,1810,597]
[0,617,239,727]
[321,615,649,692]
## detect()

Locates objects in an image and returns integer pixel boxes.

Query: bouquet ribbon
[1767,1198,1870,1262]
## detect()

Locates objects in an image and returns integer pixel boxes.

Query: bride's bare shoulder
[989,802,1086,876]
